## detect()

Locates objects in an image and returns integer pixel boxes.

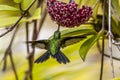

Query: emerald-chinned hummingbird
[29,27,70,64]
[27,27,86,64]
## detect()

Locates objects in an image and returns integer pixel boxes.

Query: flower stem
[69,0,74,3]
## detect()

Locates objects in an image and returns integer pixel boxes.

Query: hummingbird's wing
[60,36,86,48]
[34,51,50,63]
[26,40,49,49]
[53,50,70,64]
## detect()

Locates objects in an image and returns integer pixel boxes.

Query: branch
[37,8,47,34]
[99,0,105,79]
[2,25,19,80]
[24,1,46,79]
[26,22,30,54]
[97,41,120,61]
[24,20,38,80]
[24,22,30,80]
[108,0,115,78]
[0,0,37,38]
[9,49,18,80]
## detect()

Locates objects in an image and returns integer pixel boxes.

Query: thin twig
[2,25,19,70]
[24,22,30,80]
[109,32,120,52]
[26,22,30,54]
[92,0,100,9]
[25,20,38,80]
[108,0,115,78]
[112,40,120,52]
[24,1,46,79]
[30,20,38,80]
[32,20,38,40]
[104,54,120,61]
[69,0,74,3]
[37,8,47,34]
[2,25,19,80]
[37,0,44,7]
[100,35,105,80]
[9,49,18,80]
[97,41,120,61]
[99,0,105,79]
[0,0,37,38]
[19,3,24,12]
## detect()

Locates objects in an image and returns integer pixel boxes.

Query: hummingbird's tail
[34,51,50,63]
[53,51,70,64]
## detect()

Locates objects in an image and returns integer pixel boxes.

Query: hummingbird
[29,26,70,64]
[27,26,85,64]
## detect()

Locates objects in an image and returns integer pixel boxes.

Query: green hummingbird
[29,27,70,64]
[27,27,85,64]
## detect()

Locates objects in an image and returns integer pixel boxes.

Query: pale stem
[108,0,115,78]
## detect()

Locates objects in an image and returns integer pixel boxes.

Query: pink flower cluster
[47,0,92,27]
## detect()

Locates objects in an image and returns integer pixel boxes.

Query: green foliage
[0,5,20,11]
[60,25,96,38]
[0,7,41,27]
[0,0,40,27]
[21,0,33,10]
[112,0,120,17]
[48,23,103,61]
[92,2,100,19]
[27,7,41,21]
[104,0,120,37]
[79,31,103,60]
[13,0,22,3]
[0,16,25,27]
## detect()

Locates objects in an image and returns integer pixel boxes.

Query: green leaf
[92,2,100,19]
[111,16,120,37]
[0,16,26,27]
[0,7,41,27]
[60,25,97,38]
[27,8,41,22]
[60,36,86,48]
[112,0,120,17]
[0,5,20,11]
[13,0,22,3]
[79,31,103,61]
[49,25,96,41]
[21,0,33,10]
[108,0,120,37]
[49,25,96,39]
[48,25,96,48]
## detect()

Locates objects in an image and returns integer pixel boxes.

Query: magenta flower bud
[47,0,92,27]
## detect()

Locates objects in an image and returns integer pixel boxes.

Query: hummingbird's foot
[53,51,70,64]
[34,51,50,63]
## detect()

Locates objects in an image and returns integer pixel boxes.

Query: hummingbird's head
[54,30,60,39]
